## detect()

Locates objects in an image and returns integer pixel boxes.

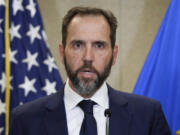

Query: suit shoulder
[109,88,164,121]
[12,92,60,117]
[122,91,159,105]
[109,86,161,108]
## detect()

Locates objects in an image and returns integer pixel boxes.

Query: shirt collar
[91,82,109,109]
[64,79,109,111]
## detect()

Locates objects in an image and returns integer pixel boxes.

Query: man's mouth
[79,68,96,78]
[81,68,95,72]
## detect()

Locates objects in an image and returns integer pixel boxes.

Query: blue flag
[0,0,63,135]
[133,0,180,134]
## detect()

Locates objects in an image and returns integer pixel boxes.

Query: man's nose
[83,45,94,62]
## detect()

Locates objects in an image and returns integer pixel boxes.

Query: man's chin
[74,79,98,97]
[78,79,96,86]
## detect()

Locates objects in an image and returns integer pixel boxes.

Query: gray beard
[72,77,99,97]
[64,56,113,97]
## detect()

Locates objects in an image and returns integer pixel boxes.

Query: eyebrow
[70,40,85,45]
[92,40,107,46]
[70,40,108,46]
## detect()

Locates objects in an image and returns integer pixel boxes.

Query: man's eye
[95,43,104,49]
[73,43,82,48]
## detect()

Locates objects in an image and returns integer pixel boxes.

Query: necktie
[79,100,97,135]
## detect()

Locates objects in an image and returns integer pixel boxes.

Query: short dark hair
[62,6,118,49]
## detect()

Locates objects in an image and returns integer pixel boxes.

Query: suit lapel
[108,85,132,135]
[44,85,68,135]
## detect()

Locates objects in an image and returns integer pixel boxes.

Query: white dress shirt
[64,79,109,135]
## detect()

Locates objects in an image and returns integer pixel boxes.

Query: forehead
[71,14,108,24]
[68,14,110,31]
[66,15,111,41]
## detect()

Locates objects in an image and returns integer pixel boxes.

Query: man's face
[59,15,118,98]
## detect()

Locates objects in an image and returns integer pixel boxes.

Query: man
[9,7,171,135]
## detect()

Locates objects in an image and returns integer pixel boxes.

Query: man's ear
[112,45,118,65]
[59,43,65,64]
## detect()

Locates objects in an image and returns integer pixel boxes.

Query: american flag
[0,0,63,134]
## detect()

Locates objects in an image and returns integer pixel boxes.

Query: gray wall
[38,0,170,93]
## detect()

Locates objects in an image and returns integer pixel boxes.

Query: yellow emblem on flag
[176,130,180,135]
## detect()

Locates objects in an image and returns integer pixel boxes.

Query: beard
[64,56,113,97]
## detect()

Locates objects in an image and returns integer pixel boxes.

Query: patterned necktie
[78,100,98,135]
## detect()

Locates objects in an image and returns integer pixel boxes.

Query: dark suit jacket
[9,84,171,135]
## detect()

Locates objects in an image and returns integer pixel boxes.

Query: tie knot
[79,100,96,114]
